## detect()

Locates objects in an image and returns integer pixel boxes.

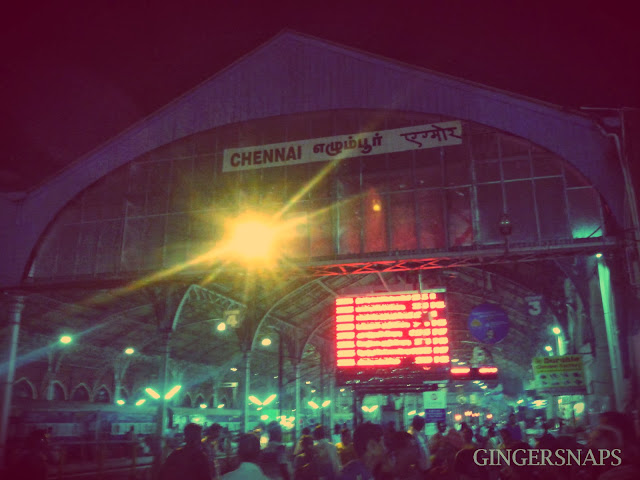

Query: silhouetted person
[338,423,386,480]
[160,423,210,480]
[293,435,319,480]
[407,415,431,473]
[222,433,270,479]
[260,422,291,480]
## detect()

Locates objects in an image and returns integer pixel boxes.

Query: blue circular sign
[468,303,510,344]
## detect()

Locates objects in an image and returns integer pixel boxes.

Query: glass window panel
[55,225,82,276]
[122,217,165,271]
[475,160,501,183]
[336,161,361,198]
[165,214,191,266]
[362,156,387,191]
[505,181,538,243]
[32,228,61,278]
[416,190,445,249]
[363,190,387,253]
[309,200,334,258]
[169,158,193,213]
[500,135,530,158]
[338,197,361,255]
[447,188,473,247]
[306,163,332,200]
[390,192,417,251]
[568,188,603,239]
[476,184,504,244]
[444,143,471,186]
[564,162,590,187]
[415,148,443,188]
[388,151,413,171]
[101,168,127,219]
[471,133,499,161]
[532,154,562,177]
[82,179,107,222]
[260,166,287,203]
[126,163,149,217]
[95,220,123,274]
[147,161,171,215]
[285,163,311,201]
[502,158,532,180]
[535,178,570,240]
[58,197,82,224]
[282,207,311,259]
[75,223,99,275]
[192,156,216,206]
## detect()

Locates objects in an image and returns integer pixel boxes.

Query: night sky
[1,1,638,192]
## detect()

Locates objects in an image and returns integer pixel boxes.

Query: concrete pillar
[0,295,25,468]
[242,351,251,433]
[294,362,301,442]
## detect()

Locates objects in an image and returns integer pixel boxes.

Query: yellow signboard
[532,355,586,394]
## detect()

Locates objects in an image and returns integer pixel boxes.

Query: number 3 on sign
[526,296,542,316]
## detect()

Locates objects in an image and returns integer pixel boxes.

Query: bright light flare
[261,338,272,346]
[145,388,160,399]
[124,347,135,355]
[164,385,182,400]
[60,335,72,344]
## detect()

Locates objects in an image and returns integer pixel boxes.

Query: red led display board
[335,290,450,387]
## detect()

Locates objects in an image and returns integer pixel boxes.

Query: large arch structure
[1,32,638,457]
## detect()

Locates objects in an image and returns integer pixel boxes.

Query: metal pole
[242,351,251,433]
[294,363,301,442]
[154,329,171,472]
[0,295,24,468]
[278,334,283,420]
[597,258,625,411]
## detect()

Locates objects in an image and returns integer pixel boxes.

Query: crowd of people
[157,410,640,480]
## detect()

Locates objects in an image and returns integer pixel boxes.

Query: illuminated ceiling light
[59,335,72,344]
[552,327,561,335]
[305,381,311,385]
[322,400,331,408]
[487,414,493,419]
[217,322,227,332]
[545,345,553,352]
[124,347,135,355]
[222,212,291,267]
[451,358,459,363]
[454,414,462,421]
[230,367,238,372]
[145,388,160,399]
[135,399,146,406]
[260,414,269,421]
[261,338,272,346]
[164,385,182,400]
[517,399,524,404]
[263,394,277,406]
[310,389,316,393]
[199,403,207,409]
[595,253,603,258]
[217,404,225,409]
[340,388,345,393]
[248,396,263,405]
[408,410,417,416]
[481,385,488,389]
[116,399,125,405]
[308,401,319,409]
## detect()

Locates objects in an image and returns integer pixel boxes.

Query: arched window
[94,387,111,403]
[12,379,35,400]
[181,394,192,408]
[52,382,66,401]
[71,385,91,402]
[195,395,205,407]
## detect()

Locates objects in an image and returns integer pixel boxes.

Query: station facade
[1,32,640,462]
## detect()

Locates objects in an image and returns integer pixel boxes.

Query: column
[597,257,625,411]
[241,351,251,433]
[294,362,301,442]
[0,295,25,468]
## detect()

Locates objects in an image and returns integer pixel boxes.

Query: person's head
[300,435,314,455]
[508,414,517,425]
[205,423,222,440]
[183,423,203,446]
[462,427,474,444]
[411,415,426,432]
[313,425,326,440]
[267,422,283,442]
[353,423,385,463]
[387,431,418,477]
[341,428,352,445]
[26,430,48,451]
[499,428,512,444]
[589,425,624,450]
[599,411,636,446]
[334,424,341,435]
[454,448,489,480]
[437,421,447,434]
[237,433,261,463]
[301,426,311,436]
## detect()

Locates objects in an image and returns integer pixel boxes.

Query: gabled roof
[0,30,622,289]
